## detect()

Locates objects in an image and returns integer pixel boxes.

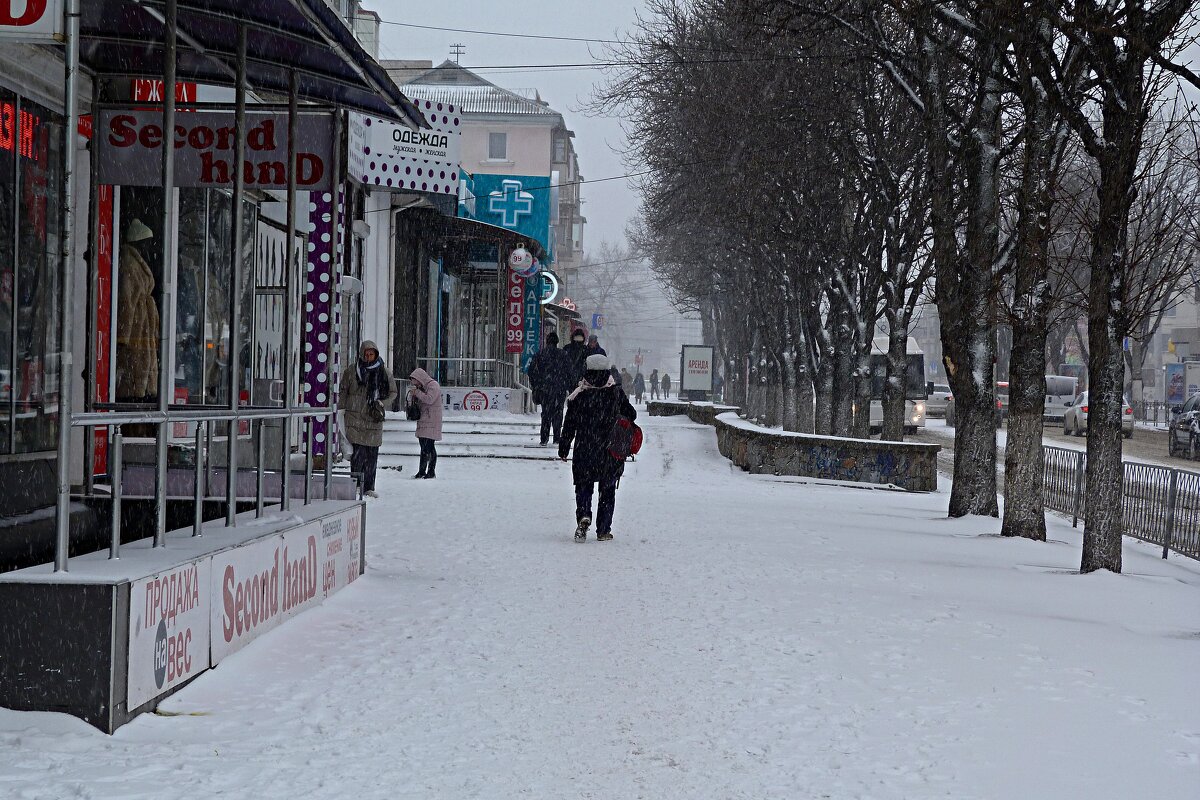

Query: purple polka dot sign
[349,104,462,195]
[303,189,343,456]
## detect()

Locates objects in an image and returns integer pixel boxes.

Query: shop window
[0,92,64,455]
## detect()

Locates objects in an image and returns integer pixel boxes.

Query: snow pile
[0,415,1196,798]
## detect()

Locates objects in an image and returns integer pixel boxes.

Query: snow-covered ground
[1,415,1197,799]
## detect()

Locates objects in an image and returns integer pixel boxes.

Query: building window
[488,132,507,161]
[0,90,64,455]
[553,136,567,163]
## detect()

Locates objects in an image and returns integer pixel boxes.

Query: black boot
[423,449,437,479]
[414,451,427,479]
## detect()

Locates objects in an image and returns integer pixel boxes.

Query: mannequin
[115,218,160,401]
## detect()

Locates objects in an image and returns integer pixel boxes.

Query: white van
[1044,375,1078,422]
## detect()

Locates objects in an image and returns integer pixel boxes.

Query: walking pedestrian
[649,369,660,400]
[559,354,637,542]
[407,367,443,479]
[620,368,633,388]
[632,371,646,404]
[338,340,393,498]
[585,334,607,357]
[526,331,574,446]
[661,373,672,398]
[563,328,588,379]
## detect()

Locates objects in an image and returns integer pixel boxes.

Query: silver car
[1063,391,1134,439]
[926,383,952,417]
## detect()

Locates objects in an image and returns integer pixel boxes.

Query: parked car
[1062,391,1134,439]
[945,385,1004,428]
[1167,392,1200,459]
[926,383,952,417]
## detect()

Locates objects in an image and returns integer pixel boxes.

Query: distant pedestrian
[714,372,724,402]
[526,331,574,446]
[649,369,660,400]
[339,340,393,498]
[559,354,637,542]
[661,373,672,398]
[632,371,646,404]
[407,367,443,479]
[563,328,588,378]
[620,368,633,387]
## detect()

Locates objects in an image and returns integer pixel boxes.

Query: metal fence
[1041,445,1199,560]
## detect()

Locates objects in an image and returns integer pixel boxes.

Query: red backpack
[609,416,644,460]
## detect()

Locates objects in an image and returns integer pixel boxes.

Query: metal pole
[153,0,179,549]
[255,419,265,517]
[53,0,82,572]
[1071,450,1085,528]
[192,421,204,536]
[323,413,333,500]
[324,111,343,478]
[304,416,314,504]
[109,427,123,559]
[83,90,100,498]
[281,70,298,512]
[225,24,248,526]
[1163,469,1178,559]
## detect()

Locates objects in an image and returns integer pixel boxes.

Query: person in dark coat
[559,354,637,542]
[632,371,647,404]
[649,369,660,400]
[562,328,589,379]
[526,331,574,445]
[661,373,672,398]
[619,368,632,387]
[338,340,393,497]
[585,334,607,360]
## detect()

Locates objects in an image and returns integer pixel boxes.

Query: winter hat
[571,329,585,341]
[546,331,559,346]
[587,334,599,345]
[125,218,153,243]
[585,354,610,371]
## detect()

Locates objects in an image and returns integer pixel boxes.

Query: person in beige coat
[339,341,393,497]
[116,219,159,400]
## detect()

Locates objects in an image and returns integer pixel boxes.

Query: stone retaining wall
[713,413,939,492]
[647,401,741,426]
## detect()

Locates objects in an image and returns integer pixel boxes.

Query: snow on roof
[400,60,562,118]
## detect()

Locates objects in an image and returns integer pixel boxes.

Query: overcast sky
[372,1,647,250]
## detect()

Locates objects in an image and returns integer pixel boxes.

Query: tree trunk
[882,322,908,441]
[1081,90,1140,574]
[1002,35,1059,541]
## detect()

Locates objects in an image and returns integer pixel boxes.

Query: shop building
[0,0,426,732]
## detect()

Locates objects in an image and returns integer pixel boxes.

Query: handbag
[405,395,422,421]
[367,398,387,423]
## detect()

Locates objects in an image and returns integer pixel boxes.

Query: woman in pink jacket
[408,367,443,478]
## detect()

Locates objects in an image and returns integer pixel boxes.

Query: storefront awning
[80,0,426,126]
[434,214,548,263]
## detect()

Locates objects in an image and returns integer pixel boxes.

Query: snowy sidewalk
[1,415,1197,799]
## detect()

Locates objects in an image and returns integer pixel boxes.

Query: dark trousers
[540,394,565,444]
[575,478,618,534]
[351,444,380,492]
[418,437,438,476]
[650,386,659,400]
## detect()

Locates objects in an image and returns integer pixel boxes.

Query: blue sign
[591,313,604,331]
[464,173,554,264]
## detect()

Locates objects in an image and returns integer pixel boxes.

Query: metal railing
[75,408,339,562]
[413,357,535,411]
[1041,445,1199,560]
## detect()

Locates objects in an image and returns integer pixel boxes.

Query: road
[915,418,1188,471]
